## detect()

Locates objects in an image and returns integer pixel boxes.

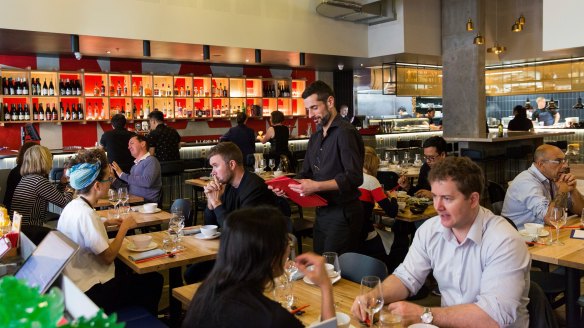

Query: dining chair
[527,281,559,328]
[338,252,388,284]
[170,198,193,226]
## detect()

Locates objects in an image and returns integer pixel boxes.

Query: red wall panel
[61,122,97,147]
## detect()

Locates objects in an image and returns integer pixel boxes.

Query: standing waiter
[274,80,364,254]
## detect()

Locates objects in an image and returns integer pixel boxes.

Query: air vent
[316,0,396,25]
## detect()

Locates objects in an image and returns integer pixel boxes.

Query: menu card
[570,229,584,240]
[265,176,328,207]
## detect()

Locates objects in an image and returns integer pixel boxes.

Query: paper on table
[570,229,584,240]
[265,176,328,207]
[129,249,165,261]
[182,226,201,236]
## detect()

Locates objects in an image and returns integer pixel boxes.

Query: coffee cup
[143,203,158,213]
[524,223,543,236]
[324,263,336,277]
[273,170,284,177]
[133,235,152,249]
[200,225,218,237]
[336,312,351,328]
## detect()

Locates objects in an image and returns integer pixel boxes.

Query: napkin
[570,229,584,240]
[182,227,201,236]
[129,249,165,261]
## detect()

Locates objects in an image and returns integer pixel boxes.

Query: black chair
[170,198,193,226]
[487,180,506,215]
[377,171,399,191]
[289,200,313,254]
[292,150,306,174]
[527,281,559,328]
[339,252,388,283]
[189,169,212,225]
[160,160,185,209]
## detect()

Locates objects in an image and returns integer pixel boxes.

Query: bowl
[336,312,351,328]
[200,225,218,237]
[398,202,407,210]
[132,235,152,249]
[410,204,428,214]
[143,203,158,213]
[273,170,284,177]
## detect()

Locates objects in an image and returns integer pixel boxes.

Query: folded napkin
[182,227,201,236]
[129,249,165,261]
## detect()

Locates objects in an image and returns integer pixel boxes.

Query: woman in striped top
[10,145,74,226]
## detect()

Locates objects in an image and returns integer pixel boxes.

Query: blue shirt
[393,207,530,327]
[119,154,162,203]
[502,164,571,229]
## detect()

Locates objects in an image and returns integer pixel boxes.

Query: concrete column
[442,0,486,138]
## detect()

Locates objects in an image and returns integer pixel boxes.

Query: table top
[95,194,144,208]
[98,208,173,232]
[444,130,575,143]
[527,218,584,270]
[117,230,219,274]
[173,278,363,326]
[378,165,420,178]
[374,204,437,223]
[185,172,296,188]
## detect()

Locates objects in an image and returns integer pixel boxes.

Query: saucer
[519,229,550,237]
[194,232,221,240]
[303,274,341,285]
[139,208,162,214]
[127,241,158,252]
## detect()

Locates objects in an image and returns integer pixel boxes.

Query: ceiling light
[511,20,522,32]
[573,96,584,109]
[245,59,249,63]
[106,50,111,54]
[487,42,506,54]
[518,14,525,26]
[524,98,533,110]
[466,18,474,31]
[473,33,485,45]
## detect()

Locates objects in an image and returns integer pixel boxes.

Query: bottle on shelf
[2,78,7,95]
[139,104,143,119]
[100,81,106,96]
[35,78,41,96]
[68,104,74,120]
[139,81,144,96]
[60,102,65,120]
[186,85,191,96]
[15,78,22,95]
[109,82,115,96]
[22,78,28,95]
[132,103,137,119]
[94,83,100,96]
[124,80,128,96]
[145,84,152,96]
[60,79,66,95]
[167,84,171,97]
[99,102,106,120]
[3,103,9,121]
[17,104,24,121]
[132,81,138,96]
[32,103,38,120]
[42,78,48,96]
[153,84,159,97]
[116,81,122,96]
[49,79,55,96]
[145,100,151,117]
[48,104,54,121]
[23,104,30,120]
[87,103,93,120]
[38,103,45,121]
[77,103,84,120]
[11,104,17,121]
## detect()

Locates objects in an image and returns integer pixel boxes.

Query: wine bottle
[15,78,22,95]
[116,81,122,96]
[124,80,128,96]
[77,103,84,120]
[60,79,66,95]
[24,104,30,120]
[133,103,137,119]
[49,79,55,96]
[93,83,99,96]
[39,103,45,121]
[3,103,9,121]
[60,102,65,120]
[87,103,93,120]
[139,105,143,119]
[22,78,28,95]
[45,104,51,121]
[7,104,14,121]
[17,104,24,121]
[51,103,58,121]
[99,102,105,119]
[71,103,77,120]
[32,103,38,120]
[100,81,106,96]
[9,78,15,95]
[145,100,150,117]
[139,81,144,96]
[76,79,82,96]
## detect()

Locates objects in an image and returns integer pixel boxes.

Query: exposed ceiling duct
[316,0,396,25]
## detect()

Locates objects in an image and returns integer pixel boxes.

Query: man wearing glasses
[398,136,447,199]
[502,144,584,229]
[274,80,364,255]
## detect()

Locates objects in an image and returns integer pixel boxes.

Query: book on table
[265,176,328,207]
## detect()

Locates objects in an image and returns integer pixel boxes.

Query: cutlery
[290,304,310,314]
[135,250,183,263]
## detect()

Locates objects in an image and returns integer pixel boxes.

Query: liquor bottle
[67,104,73,120]
[132,81,138,96]
[38,103,45,121]
[24,104,30,120]
[17,104,24,121]
[60,79,66,95]
[109,82,115,96]
[11,104,17,121]
[167,84,171,97]
[76,79,82,96]
[139,81,144,96]
[153,84,159,97]
[145,83,152,96]
[32,103,38,120]
[22,78,28,95]
[77,103,84,120]
[100,81,106,96]
[51,103,58,121]
[45,104,51,121]
[87,103,93,120]
[132,103,137,119]
[99,102,106,120]
[186,85,191,96]
[66,78,71,95]
[35,78,41,96]
[497,122,504,137]
[94,83,99,96]
[124,80,128,96]
[3,103,9,121]
[116,81,122,96]
[212,83,216,97]
[15,78,22,95]
[139,104,143,119]
[49,79,55,96]
[9,78,15,95]
[145,100,151,117]
[60,102,65,120]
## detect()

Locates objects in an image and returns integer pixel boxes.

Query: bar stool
[160,160,185,209]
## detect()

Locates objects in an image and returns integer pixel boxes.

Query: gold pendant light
[518,14,526,26]
[473,34,485,45]
[466,18,474,31]
[487,42,506,54]
[511,19,522,32]
[487,0,506,54]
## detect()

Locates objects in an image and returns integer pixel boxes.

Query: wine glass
[284,235,298,281]
[260,159,267,173]
[269,158,276,172]
[384,152,391,163]
[550,207,567,245]
[169,214,185,251]
[322,252,341,278]
[273,275,294,310]
[391,154,400,167]
[413,154,423,167]
[118,187,129,206]
[359,276,384,327]
[108,189,120,219]
[402,152,410,168]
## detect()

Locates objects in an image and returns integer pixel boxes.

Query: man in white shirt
[352,156,530,327]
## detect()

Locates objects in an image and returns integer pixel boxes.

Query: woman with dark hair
[358,146,408,273]
[258,110,293,171]
[11,145,74,226]
[183,206,334,328]
[57,148,162,315]
[508,105,534,131]
[2,141,37,213]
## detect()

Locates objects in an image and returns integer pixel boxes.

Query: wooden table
[97,208,173,232]
[117,230,219,324]
[185,172,296,188]
[95,194,144,209]
[528,218,584,328]
[173,278,363,326]
[378,166,420,178]
[374,204,437,223]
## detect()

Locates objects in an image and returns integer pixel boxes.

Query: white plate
[309,321,355,328]
[138,208,162,214]
[127,241,158,252]
[519,229,550,237]
[408,324,439,328]
[303,274,341,285]
[194,232,221,240]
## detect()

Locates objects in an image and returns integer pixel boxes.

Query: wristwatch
[421,307,434,324]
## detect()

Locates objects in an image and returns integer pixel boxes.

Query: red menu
[265,176,328,207]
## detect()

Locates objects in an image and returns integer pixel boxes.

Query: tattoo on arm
[553,192,568,208]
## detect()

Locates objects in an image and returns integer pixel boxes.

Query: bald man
[502,144,584,229]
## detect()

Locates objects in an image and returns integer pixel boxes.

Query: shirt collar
[134,152,150,164]
[440,207,485,245]
[528,163,548,183]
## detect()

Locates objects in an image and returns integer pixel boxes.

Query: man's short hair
[301,80,335,103]
[111,114,127,129]
[428,156,484,198]
[133,134,150,149]
[398,106,407,113]
[208,141,243,166]
[423,136,447,154]
[236,112,247,125]
[148,110,164,123]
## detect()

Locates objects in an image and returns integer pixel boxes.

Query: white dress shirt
[393,207,530,327]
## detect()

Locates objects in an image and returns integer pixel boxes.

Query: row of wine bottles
[1,102,85,122]
[1,77,83,96]
[262,83,292,98]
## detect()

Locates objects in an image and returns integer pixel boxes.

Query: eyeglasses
[424,154,441,162]
[542,158,567,164]
[99,177,114,183]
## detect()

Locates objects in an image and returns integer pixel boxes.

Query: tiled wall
[487,92,584,121]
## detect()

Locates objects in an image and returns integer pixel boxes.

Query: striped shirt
[10,174,74,226]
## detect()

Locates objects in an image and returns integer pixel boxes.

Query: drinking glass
[269,158,276,172]
[108,189,119,206]
[322,252,341,278]
[402,152,410,168]
[284,235,298,281]
[273,275,294,309]
[379,307,402,328]
[118,187,129,207]
[384,152,391,163]
[413,154,422,167]
[260,159,267,172]
[581,208,584,229]
[391,154,400,166]
[359,276,384,328]
[169,215,185,251]
[550,207,567,245]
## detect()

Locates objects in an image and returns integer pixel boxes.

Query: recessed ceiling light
[106,50,111,54]
[245,59,249,63]
[360,63,363,67]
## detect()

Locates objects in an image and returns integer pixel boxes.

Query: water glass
[360,276,384,327]
[118,187,129,206]
[322,252,341,277]
[379,308,402,328]
[273,275,294,309]
[269,158,276,172]
[550,207,567,245]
